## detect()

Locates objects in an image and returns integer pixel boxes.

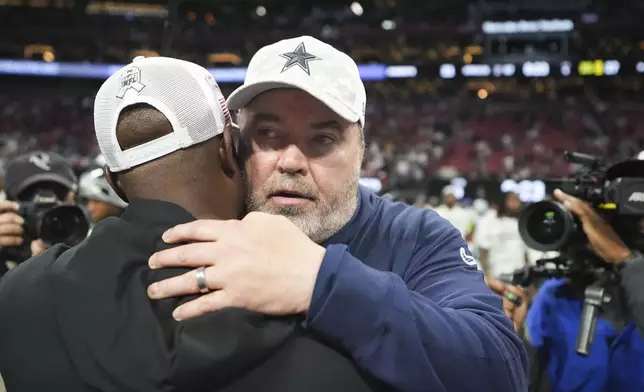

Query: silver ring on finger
[195,266,210,293]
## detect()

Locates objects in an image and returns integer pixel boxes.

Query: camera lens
[40,206,89,246]
[519,200,577,252]
[527,206,565,244]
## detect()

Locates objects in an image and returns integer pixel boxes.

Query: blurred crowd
[1,78,642,187]
[1,1,642,66]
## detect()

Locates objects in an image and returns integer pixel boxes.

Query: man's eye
[257,129,278,138]
[313,135,335,145]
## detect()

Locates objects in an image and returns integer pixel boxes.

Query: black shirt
[0,199,387,392]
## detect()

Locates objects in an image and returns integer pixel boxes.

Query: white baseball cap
[79,168,128,208]
[227,36,367,126]
[442,185,456,196]
[94,56,231,172]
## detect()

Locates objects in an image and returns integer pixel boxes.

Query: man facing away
[0,57,387,392]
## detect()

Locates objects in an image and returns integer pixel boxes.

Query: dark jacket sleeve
[305,224,529,392]
[619,254,644,336]
[526,339,552,392]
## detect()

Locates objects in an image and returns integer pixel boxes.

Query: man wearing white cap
[0,57,387,391]
[147,37,528,391]
[78,167,128,227]
[433,185,476,241]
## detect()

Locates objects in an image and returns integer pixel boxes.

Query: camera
[501,151,644,356]
[19,188,89,247]
[519,151,644,252]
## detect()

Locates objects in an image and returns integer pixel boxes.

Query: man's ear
[104,166,129,203]
[219,125,241,178]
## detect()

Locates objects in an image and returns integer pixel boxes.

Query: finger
[173,290,230,321]
[504,285,526,299]
[554,189,591,219]
[30,240,48,257]
[0,236,23,247]
[148,265,223,299]
[0,223,24,236]
[513,321,522,333]
[0,212,24,225]
[503,299,516,318]
[149,242,220,269]
[162,219,238,243]
[553,188,573,203]
[0,201,20,213]
[487,277,505,295]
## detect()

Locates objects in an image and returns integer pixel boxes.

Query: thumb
[554,189,588,220]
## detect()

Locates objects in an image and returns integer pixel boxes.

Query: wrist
[617,249,643,268]
[613,247,632,265]
[300,244,326,314]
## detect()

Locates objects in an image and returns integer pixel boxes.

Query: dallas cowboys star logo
[279,42,321,75]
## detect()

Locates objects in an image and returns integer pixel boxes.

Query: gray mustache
[263,178,317,199]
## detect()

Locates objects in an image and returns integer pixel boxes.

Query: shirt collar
[120,199,196,230]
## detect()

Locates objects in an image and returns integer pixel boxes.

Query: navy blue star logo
[279,42,321,75]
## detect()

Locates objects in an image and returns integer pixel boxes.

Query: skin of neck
[119,165,241,221]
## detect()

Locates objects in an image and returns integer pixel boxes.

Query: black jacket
[619,251,644,336]
[0,200,388,392]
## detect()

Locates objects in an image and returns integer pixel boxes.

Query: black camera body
[605,177,644,215]
[18,190,89,247]
[519,152,644,252]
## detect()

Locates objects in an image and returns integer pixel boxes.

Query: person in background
[432,185,475,241]
[0,170,5,201]
[487,279,529,335]
[0,151,80,273]
[524,188,644,392]
[78,167,127,227]
[476,191,530,283]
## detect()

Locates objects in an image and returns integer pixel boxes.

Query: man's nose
[277,144,309,176]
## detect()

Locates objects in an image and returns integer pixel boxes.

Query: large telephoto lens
[518,200,579,252]
[40,205,89,246]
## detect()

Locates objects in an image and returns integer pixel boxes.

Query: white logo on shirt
[460,247,477,266]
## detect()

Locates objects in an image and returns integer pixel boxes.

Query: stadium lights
[350,2,363,16]
[636,62,644,73]
[256,6,266,17]
[482,19,574,34]
[439,64,456,79]
[381,20,396,30]
[477,89,488,99]
[462,64,491,78]
[522,61,550,77]
[42,51,55,63]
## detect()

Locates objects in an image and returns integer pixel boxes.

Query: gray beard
[245,177,359,244]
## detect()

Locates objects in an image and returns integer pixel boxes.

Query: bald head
[112,103,244,220]
[116,104,173,150]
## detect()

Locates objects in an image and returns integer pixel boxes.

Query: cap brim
[15,173,76,197]
[227,81,360,124]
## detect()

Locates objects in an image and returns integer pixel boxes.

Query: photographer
[0,151,86,276]
[524,188,644,392]
[553,189,644,333]
[79,167,127,227]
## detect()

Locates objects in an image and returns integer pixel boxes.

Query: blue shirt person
[147,36,528,392]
